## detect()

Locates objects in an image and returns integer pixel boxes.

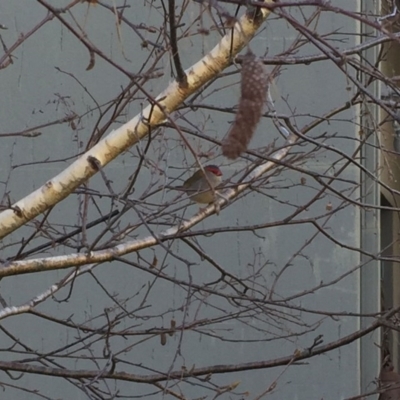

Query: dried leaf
[86,49,95,71]
[150,254,158,269]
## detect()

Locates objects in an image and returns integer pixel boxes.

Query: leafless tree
[0,0,399,399]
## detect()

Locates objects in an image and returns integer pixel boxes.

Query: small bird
[174,165,223,204]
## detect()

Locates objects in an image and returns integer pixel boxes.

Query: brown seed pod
[222,48,269,159]
[160,332,167,346]
[168,319,176,337]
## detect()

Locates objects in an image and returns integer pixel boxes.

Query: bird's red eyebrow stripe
[212,168,222,176]
[206,165,222,176]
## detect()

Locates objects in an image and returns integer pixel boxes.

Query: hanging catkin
[222,49,269,159]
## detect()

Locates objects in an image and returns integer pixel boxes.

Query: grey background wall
[0,1,380,399]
